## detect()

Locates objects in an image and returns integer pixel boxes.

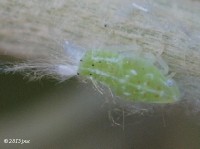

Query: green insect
[78,50,180,103]
[2,41,180,103]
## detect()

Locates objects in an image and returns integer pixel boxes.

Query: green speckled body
[78,50,180,103]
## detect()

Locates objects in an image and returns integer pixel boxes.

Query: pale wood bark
[0,0,199,100]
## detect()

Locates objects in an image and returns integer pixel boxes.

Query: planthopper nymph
[1,41,180,103]
[77,49,180,103]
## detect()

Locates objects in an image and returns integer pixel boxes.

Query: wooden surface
[0,0,200,148]
[0,0,200,100]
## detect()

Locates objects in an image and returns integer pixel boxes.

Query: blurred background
[0,0,200,148]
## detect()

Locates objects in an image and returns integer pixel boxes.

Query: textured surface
[0,0,200,149]
[0,0,199,99]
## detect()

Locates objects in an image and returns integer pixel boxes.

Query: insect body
[1,41,180,103]
[78,50,180,103]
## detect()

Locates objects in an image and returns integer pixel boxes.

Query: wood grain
[0,0,200,100]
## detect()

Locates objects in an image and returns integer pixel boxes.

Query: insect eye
[166,79,174,87]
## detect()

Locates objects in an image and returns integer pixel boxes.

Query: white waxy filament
[56,64,78,77]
